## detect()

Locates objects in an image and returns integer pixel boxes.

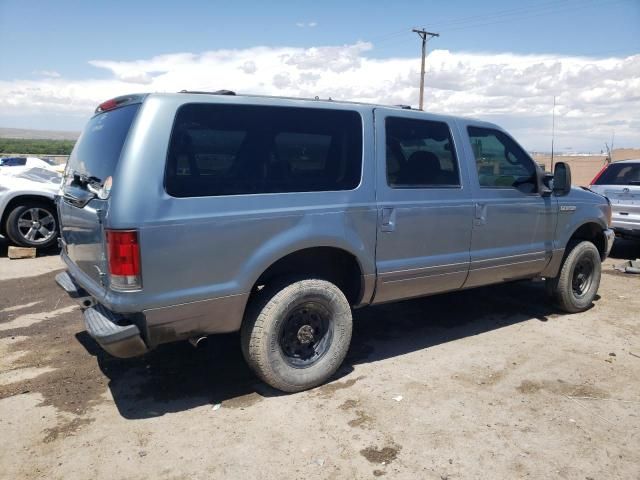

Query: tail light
[95,94,141,113]
[97,98,119,112]
[106,230,142,291]
[589,164,608,186]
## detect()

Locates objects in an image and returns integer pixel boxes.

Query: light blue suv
[56,91,614,392]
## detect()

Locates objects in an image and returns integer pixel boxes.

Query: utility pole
[412,28,439,110]
[551,95,556,171]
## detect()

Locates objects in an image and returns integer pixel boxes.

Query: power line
[440,0,627,32]
[426,0,577,28]
[364,0,627,48]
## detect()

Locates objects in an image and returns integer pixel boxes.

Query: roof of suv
[96,90,494,127]
[146,90,484,125]
[174,89,414,110]
[611,159,640,164]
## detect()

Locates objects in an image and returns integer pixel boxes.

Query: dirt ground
[1,237,639,480]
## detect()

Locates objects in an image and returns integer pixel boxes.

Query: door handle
[474,203,487,226]
[381,207,396,232]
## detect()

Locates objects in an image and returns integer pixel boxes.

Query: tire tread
[241,277,352,392]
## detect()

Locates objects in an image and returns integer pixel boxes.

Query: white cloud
[33,70,61,78]
[296,21,317,28]
[239,60,257,74]
[2,43,639,150]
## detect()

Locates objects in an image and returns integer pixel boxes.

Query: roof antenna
[550,95,556,171]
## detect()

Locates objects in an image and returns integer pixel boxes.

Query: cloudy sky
[1,0,639,152]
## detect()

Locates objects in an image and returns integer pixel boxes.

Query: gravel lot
[1,238,639,480]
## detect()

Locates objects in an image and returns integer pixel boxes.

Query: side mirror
[553,161,572,196]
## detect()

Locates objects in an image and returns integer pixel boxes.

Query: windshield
[66,104,140,185]
[594,162,640,186]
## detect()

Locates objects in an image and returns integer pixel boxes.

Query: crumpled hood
[0,167,62,193]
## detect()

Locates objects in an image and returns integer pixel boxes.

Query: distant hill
[0,127,80,141]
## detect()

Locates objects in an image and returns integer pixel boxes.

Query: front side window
[165,104,363,197]
[467,126,537,192]
[385,117,460,188]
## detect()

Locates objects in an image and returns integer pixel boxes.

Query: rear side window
[165,104,363,197]
[385,117,460,188]
[66,104,140,183]
[594,163,640,185]
[467,126,537,192]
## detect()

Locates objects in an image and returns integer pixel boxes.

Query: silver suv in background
[589,160,640,241]
[55,92,614,392]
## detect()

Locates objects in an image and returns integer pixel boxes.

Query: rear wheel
[546,241,601,313]
[5,201,58,248]
[241,278,352,392]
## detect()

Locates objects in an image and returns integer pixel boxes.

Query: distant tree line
[0,138,76,155]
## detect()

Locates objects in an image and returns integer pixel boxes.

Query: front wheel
[241,278,353,392]
[546,241,601,313]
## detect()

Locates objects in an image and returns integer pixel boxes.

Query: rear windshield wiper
[62,171,104,207]
[72,171,103,189]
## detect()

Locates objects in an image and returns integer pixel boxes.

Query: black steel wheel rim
[572,255,595,297]
[279,301,333,368]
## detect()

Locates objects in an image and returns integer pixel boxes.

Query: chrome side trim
[470,251,546,269]
[379,261,469,282]
[381,269,468,285]
[470,258,546,273]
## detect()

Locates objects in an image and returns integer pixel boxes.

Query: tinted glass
[594,163,640,186]
[0,157,26,166]
[468,126,536,192]
[165,104,363,197]
[385,117,460,188]
[66,104,140,182]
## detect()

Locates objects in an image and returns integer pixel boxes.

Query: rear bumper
[55,271,149,358]
[55,269,249,357]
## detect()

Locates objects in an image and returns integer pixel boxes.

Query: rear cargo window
[66,104,140,183]
[165,103,363,197]
[594,163,640,185]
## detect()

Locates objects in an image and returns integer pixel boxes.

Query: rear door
[59,102,141,288]
[461,123,555,288]
[372,109,473,304]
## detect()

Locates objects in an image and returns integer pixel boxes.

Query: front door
[373,109,474,304]
[461,123,556,288]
